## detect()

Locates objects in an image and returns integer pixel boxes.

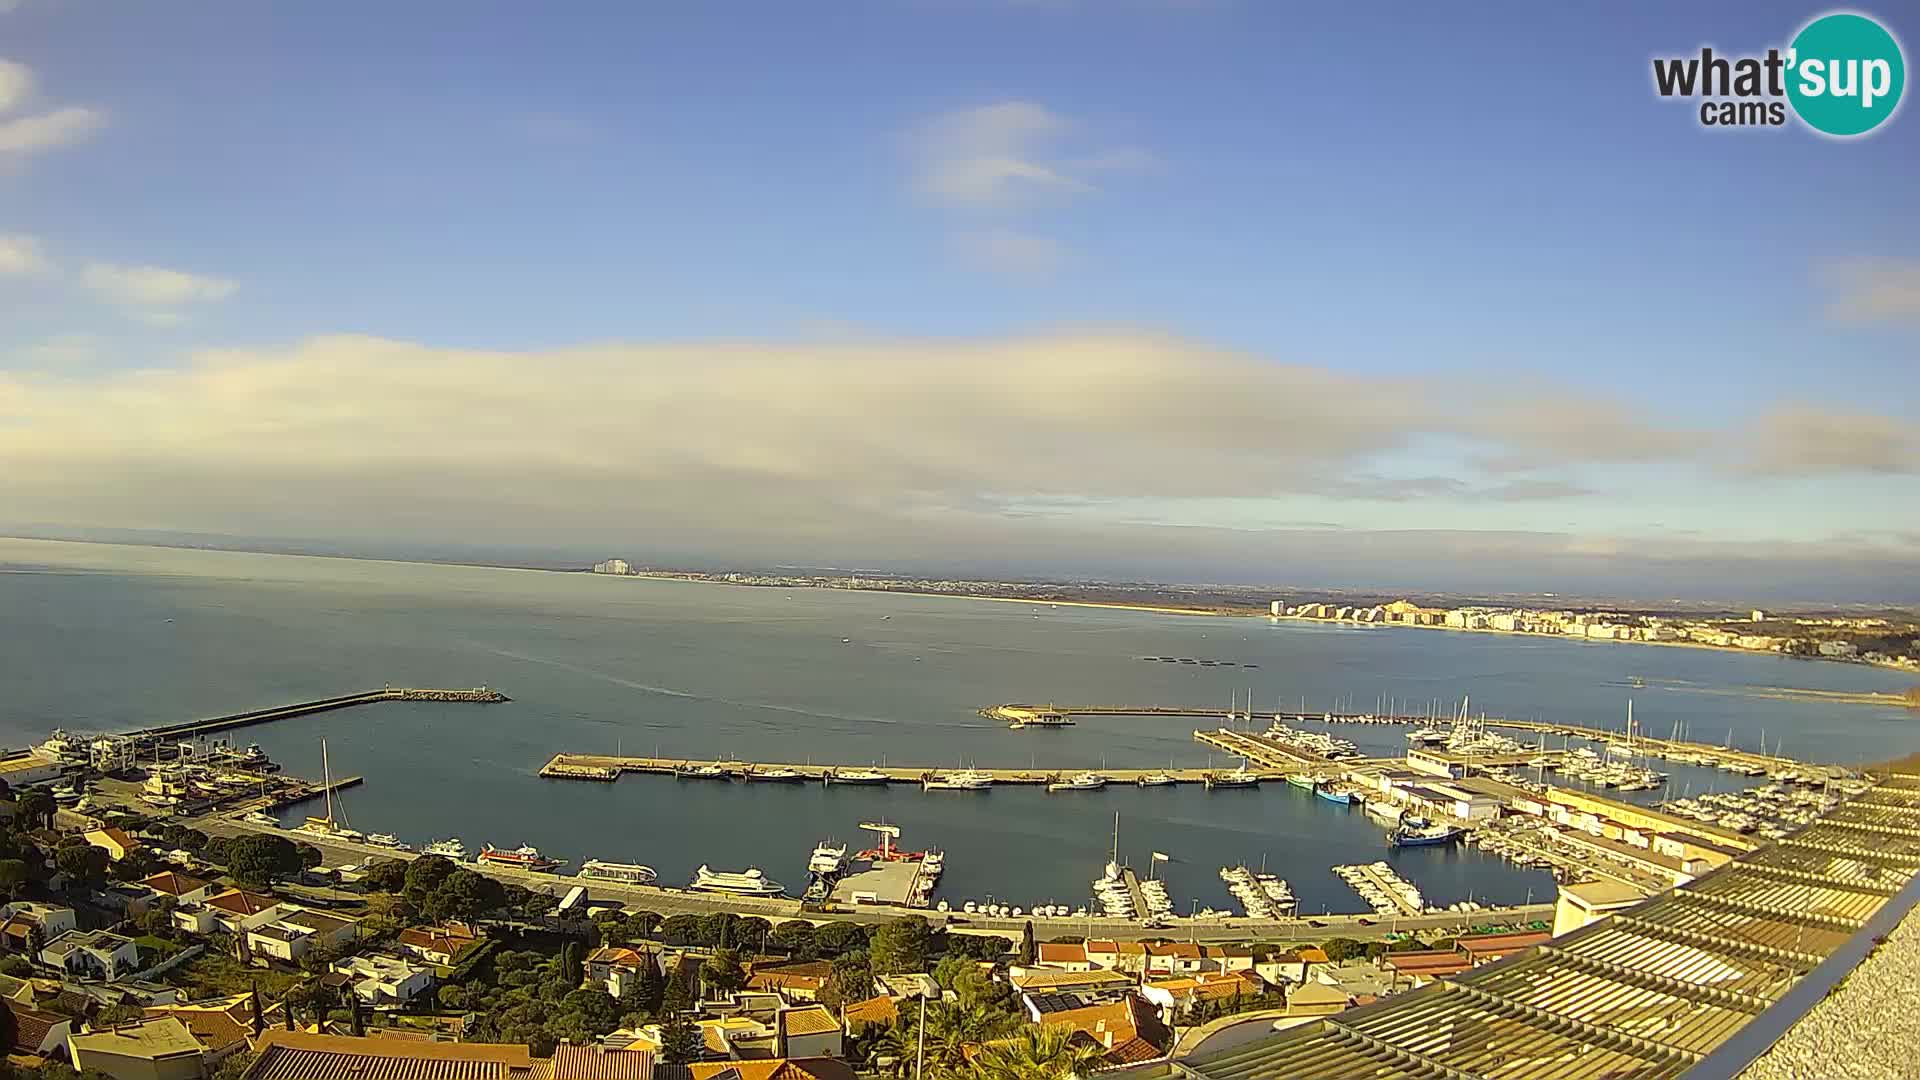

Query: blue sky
[1,2,1916,594]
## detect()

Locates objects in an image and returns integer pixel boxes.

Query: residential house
[6,996,74,1058]
[67,1016,204,1080]
[240,1030,541,1080]
[330,953,433,1005]
[1200,944,1254,974]
[245,908,359,962]
[1255,946,1327,987]
[746,960,831,1002]
[1082,939,1147,973]
[82,828,141,863]
[1453,931,1551,966]
[1382,950,1472,987]
[187,890,283,936]
[1008,967,1136,1006]
[40,929,140,982]
[397,922,485,967]
[143,996,256,1065]
[686,1058,858,1080]
[139,872,214,909]
[0,901,77,953]
[873,973,938,1001]
[1143,942,1204,976]
[776,1005,842,1059]
[1283,980,1350,1017]
[550,1043,653,1080]
[583,946,657,997]
[1033,995,1171,1066]
[1138,972,1265,1020]
[1034,942,1091,971]
[839,995,897,1033]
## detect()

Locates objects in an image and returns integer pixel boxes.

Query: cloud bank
[0,59,104,160]
[0,331,1913,593]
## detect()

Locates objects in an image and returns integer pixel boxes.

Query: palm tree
[901,999,1019,1078]
[969,1024,1104,1080]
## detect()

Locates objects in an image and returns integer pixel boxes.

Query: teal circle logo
[1787,12,1905,136]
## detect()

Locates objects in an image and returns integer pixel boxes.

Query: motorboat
[1136,771,1178,787]
[808,842,849,876]
[423,838,468,860]
[1048,771,1108,792]
[826,768,891,785]
[924,769,994,791]
[580,859,659,885]
[749,767,805,782]
[674,763,731,780]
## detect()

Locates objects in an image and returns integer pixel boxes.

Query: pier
[262,775,365,812]
[539,754,1281,786]
[986,703,1819,772]
[129,687,508,741]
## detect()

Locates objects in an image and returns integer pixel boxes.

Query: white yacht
[1048,771,1108,792]
[581,859,660,885]
[924,769,993,791]
[808,842,849,876]
[423,838,469,860]
[365,833,404,849]
[690,865,786,896]
[1135,771,1178,787]
[826,768,891,785]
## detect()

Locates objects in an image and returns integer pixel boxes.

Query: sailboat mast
[322,738,335,826]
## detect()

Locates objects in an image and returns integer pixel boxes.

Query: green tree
[660,957,696,1014]
[561,942,583,987]
[403,855,458,899]
[871,916,934,976]
[225,834,302,887]
[629,954,665,1016]
[0,858,30,898]
[1018,920,1036,966]
[438,985,469,1010]
[814,921,868,957]
[769,920,817,958]
[903,998,1019,1076]
[362,859,408,893]
[820,948,874,1010]
[211,1050,259,1080]
[14,790,53,831]
[969,1023,1102,1080]
[55,843,109,888]
[697,911,737,949]
[561,988,622,1036]
[659,914,702,946]
[658,1012,704,1065]
[626,910,663,939]
[1319,937,1364,963]
[702,948,746,997]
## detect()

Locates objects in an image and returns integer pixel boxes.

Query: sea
[3,537,1916,917]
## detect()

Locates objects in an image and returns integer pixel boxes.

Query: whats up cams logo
[1653,11,1905,136]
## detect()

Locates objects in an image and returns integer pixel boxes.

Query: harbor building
[1551,879,1642,937]
[592,558,633,575]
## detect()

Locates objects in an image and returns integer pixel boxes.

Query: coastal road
[191,814,1554,942]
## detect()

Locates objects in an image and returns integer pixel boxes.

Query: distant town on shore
[585,559,1920,679]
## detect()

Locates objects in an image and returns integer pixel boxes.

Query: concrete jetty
[538,754,1282,786]
[131,687,508,741]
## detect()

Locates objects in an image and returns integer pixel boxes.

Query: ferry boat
[748,767,805,783]
[826,768,891,785]
[690,865,785,896]
[674,763,731,780]
[365,833,405,849]
[1315,783,1359,805]
[923,770,994,791]
[808,842,849,876]
[423,838,468,860]
[1008,712,1074,730]
[1391,820,1466,848]
[1205,766,1259,790]
[580,859,659,885]
[1047,771,1108,792]
[1135,771,1178,787]
[477,844,565,873]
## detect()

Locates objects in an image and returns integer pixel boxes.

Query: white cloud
[1819,257,1920,323]
[952,227,1068,277]
[0,233,48,276]
[1744,406,1919,475]
[0,59,30,112]
[909,101,1151,208]
[82,262,237,315]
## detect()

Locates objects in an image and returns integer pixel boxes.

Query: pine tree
[659,1012,704,1065]
[1018,920,1036,966]
[561,941,583,986]
[632,953,666,1016]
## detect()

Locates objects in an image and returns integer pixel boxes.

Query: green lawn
[167,949,304,1000]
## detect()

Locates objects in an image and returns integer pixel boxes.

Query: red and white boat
[476,843,564,873]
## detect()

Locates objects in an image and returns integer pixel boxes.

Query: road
[191,813,1553,942]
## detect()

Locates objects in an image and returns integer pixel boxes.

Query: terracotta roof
[5,997,63,1053]
[1145,942,1201,959]
[1086,939,1118,953]
[1103,1035,1164,1064]
[1036,943,1087,964]
[246,1030,533,1080]
[206,889,278,917]
[1202,944,1252,958]
[1453,930,1552,959]
[145,996,254,1054]
[687,1058,856,1080]
[551,1044,654,1080]
[140,871,210,897]
[840,995,897,1029]
[1295,947,1329,964]
[586,946,648,967]
[778,1006,841,1037]
[1382,950,1473,976]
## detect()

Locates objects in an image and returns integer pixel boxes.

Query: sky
[1,1,1916,597]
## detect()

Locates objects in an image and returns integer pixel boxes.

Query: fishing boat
[299,739,365,842]
[1315,783,1359,805]
[690,865,785,896]
[1391,820,1466,848]
[1285,773,1318,791]
[1047,771,1108,792]
[423,838,468,860]
[923,769,994,791]
[1205,765,1259,790]
[825,767,891,785]
[580,859,659,885]
[477,843,565,872]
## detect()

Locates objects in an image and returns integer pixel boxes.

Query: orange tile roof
[1382,950,1472,976]
[1103,1035,1164,1064]
[1296,947,1329,964]
[247,1030,532,1080]
[144,995,255,1054]
[687,1058,857,1080]
[840,995,897,1029]
[1036,943,1087,964]
[6,998,63,1053]
[140,871,210,897]
[1454,930,1552,959]
[205,889,278,916]
[1145,942,1201,959]
[778,1006,841,1037]
[551,1044,654,1080]
[1085,939,1119,953]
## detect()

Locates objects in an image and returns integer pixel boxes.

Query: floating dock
[539,754,1283,786]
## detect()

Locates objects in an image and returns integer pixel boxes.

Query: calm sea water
[4,538,1915,916]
